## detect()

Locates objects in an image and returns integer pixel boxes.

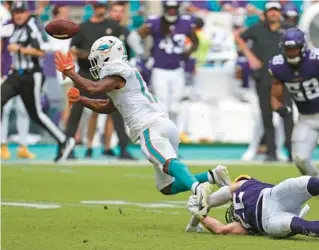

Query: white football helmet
[88,36,127,79]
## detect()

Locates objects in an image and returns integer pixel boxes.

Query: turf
[1,164,318,250]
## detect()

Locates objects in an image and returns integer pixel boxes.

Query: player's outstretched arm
[78,96,116,114]
[201,216,248,235]
[55,51,125,94]
[67,87,116,114]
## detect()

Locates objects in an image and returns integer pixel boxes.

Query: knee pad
[294,156,318,176]
[294,156,308,175]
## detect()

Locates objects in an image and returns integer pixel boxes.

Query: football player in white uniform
[55,36,230,215]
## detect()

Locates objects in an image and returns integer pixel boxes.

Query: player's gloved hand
[55,51,75,79]
[67,87,80,107]
[276,106,292,117]
[187,195,208,220]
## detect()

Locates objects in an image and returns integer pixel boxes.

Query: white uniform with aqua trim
[100,60,178,190]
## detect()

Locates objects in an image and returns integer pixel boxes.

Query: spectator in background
[61,1,135,160]
[282,2,299,26]
[85,1,136,158]
[234,2,294,161]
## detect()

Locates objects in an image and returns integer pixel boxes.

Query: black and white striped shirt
[9,15,46,72]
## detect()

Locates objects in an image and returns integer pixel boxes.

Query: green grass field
[1,163,318,250]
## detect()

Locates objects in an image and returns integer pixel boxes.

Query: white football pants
[151,67,185,125]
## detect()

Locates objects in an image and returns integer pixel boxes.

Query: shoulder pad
[268,54,285,78]
[100,60,132,80]
[147,15,159,20]
[181,15,192,20]
[309,49,319,61]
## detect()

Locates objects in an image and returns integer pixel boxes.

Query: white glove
[187,195,207,220]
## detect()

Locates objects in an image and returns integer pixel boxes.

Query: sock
[307,177,319,196]
[195,172,210,183]
[207,186,232,209]
[170,171,209,194]
[290,217,319,237]
[168,159,198,194]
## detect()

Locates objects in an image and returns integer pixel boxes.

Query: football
[45,19,79,40]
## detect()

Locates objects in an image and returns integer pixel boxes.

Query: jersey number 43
[158,34,186,54]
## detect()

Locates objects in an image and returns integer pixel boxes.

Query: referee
[59,2,134,159]
[0,1,74,162]
[235,2,294,161]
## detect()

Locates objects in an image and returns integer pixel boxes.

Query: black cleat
[119,150,137,160]
[54,137,76,162]
[102,149,117,157]
[85,148,93,158]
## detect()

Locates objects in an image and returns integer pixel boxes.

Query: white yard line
[3,159,319,167]
[1,202,61,209]
[1,199,228,211]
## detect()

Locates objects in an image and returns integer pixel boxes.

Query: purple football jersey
[146,15,195,70]
[233,179,273,234]
[269,50,319,115]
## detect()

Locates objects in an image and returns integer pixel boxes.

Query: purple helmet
[162,0,180,23]
[280,28,307,65]
[282,3,298,18]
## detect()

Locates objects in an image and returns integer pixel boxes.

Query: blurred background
[1,0,319,162]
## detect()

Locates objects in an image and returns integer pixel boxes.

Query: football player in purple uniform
[128,0,198,125]
[187,175,319,238]
[270,28,319,177]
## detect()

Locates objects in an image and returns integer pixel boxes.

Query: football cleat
[17,146,36,159]
[1,144,11,160]
[55,137,76,162]
[209,165,231,187]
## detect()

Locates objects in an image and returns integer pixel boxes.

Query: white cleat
[185,223,204,233]
[209,165,231,187]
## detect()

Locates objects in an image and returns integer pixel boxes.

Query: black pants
[254,71,293,158]
[1,71,66,144]
[65,71,130,150]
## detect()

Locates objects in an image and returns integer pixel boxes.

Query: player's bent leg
[163,165,231,195]
[290,217,319,237]
[164,158,200,194]
[271,176,317,211]
[265,212,296,238]
[140,121,200,194]
[291,121,319,177]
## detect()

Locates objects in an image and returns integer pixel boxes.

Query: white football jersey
[100,60,168,142]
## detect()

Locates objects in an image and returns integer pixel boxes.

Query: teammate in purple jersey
[269,28,319,177]
[128,0,198,125]
[187,174,319,238]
